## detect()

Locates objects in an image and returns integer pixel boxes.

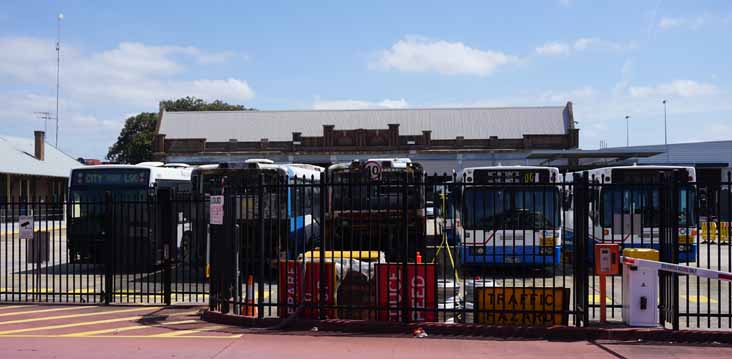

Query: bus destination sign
[73,170,149,186]
[473,169,550,184]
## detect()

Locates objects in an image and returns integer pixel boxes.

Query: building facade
[154,102,579,173]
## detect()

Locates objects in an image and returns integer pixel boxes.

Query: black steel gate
[0,189,209,305]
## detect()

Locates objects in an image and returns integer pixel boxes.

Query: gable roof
[0,135,83,178]
[158,104,573,142]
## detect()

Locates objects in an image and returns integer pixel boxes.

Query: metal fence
[0,190,209,305]
[1,172,730,331]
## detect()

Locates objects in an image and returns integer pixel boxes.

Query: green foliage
[159,96,253,112]
[106,112,157,164]
[107,97,253,164]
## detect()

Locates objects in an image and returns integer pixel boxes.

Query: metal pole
[663,100,669,163]
[625,115,630,147]
[55,14,63,148]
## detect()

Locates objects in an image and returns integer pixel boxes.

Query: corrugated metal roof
[604,141,732,166]
[0,135,83,178]
[158,105,571,142]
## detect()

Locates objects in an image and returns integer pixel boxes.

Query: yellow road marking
[0,315,144,335]
[0,305,31,310]
[0,310,198,335]
[0,306,96,317]
[61,319,198,337]
[150,325,227,337]
[0,306,161,326]
[683,295,719,304]
[588,294,613,304]
[71,288,99,294]
[0,288,52,294]
[0,334,242,339]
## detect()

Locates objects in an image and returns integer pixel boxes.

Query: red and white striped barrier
[622,256,732,282]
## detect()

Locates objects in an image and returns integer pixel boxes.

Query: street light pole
[625,115,631,147]
[55,13,63,148]
[663,100,669,163]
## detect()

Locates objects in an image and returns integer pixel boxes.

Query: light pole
[55,13,63,148]
[663,100,669,163]
[625,115,631,147]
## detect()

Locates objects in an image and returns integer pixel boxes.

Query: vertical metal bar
[103,191,113,305]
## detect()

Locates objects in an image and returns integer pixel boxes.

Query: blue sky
[1,0,730,159]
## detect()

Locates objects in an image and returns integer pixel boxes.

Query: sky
[0,0,730,159]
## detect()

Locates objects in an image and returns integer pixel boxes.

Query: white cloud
[536,38,632,57]
[658,16,707,30]
[312,98,409,110]
[372,37,518,76]
[628,80,719,98]
[0,36,251,158]
[0,36,253,107]
[535,42,571,56]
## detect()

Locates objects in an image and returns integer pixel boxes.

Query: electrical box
[622,261,659,327]
[594,244,620,275]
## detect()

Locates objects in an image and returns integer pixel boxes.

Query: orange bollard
[244,274,257,317]
[416,251,422,264]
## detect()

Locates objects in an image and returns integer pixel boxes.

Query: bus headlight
[470,247,485,256]
[540,236,555,247]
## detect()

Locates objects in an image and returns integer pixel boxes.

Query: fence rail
[1,173,730,331]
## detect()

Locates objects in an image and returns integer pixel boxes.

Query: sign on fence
[210,195,224,225]
[475,287,569,326]
[278,261,336,319]
[19,215,34,239]
[376,263,436,322]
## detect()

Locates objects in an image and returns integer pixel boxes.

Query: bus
[67,163,193,268]
[190,159,323,262]
[454,166,563,267]
[576,165,698,263]
[325,158,425,261]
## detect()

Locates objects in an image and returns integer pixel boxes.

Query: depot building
[153,102,579,173]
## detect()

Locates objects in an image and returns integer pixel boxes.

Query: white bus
[454,166,562,267]
[67,163,193,268]
[570,165,697,263]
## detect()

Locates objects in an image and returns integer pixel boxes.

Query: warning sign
[209,195,224,225]
[278,261,336,319]
[19,215,34,240]
[475,287,569,326]
[376,263,436,322]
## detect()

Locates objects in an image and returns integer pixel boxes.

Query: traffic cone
[244,275,257,317]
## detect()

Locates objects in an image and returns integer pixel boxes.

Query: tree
[107,97,253,163]
[159,96,253,112]
[106,112,157,164]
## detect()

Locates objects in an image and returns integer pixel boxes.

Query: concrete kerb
[201,310,732,344]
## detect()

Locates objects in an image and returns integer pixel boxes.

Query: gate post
[257,174,265,319]
[103,191,114,305]
[159,188,173,306]
[572,172,590,326]
[319,171,327,320]
[658,171,681,330]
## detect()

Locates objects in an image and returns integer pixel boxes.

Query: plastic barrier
[621,255,732,327]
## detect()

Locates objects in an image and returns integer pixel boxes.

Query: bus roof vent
[245,159,275,164]
[136,161,165,167]
[162,163,190,168]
